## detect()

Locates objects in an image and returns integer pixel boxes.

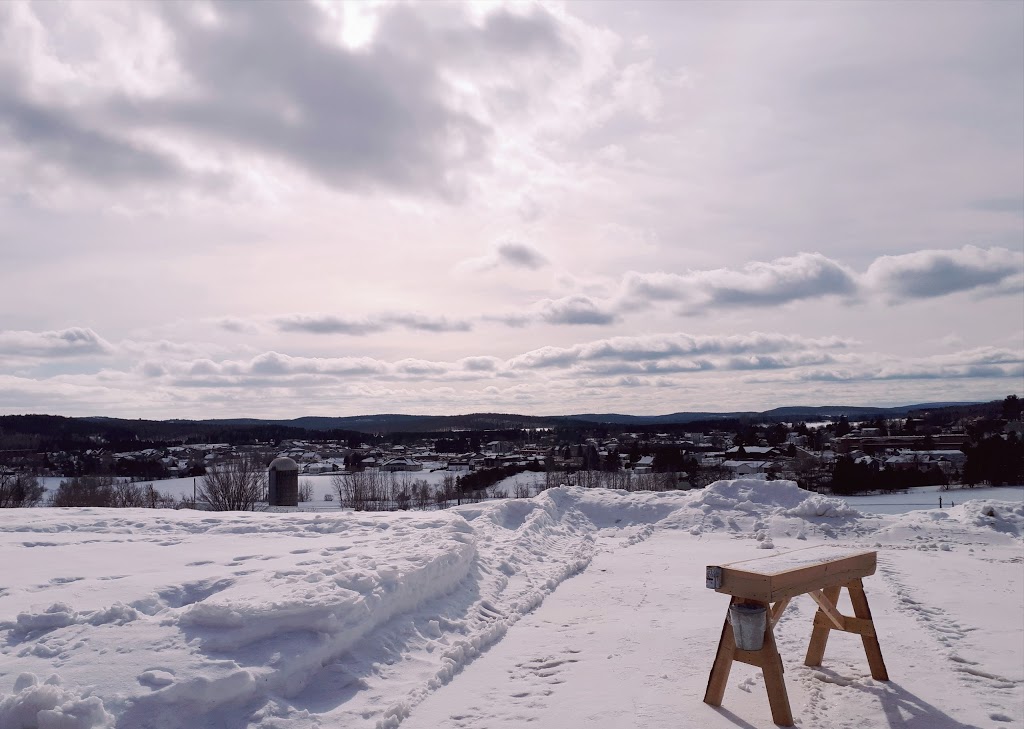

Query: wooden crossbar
[704,549,888,726]
[769,597,790,627]
[808,589,845,629]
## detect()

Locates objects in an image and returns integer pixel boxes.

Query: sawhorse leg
[804,579,888,681]
[705,597,795,727]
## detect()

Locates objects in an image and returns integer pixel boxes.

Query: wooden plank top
[707,546,877,602]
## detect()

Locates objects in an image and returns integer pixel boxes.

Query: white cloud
[618,252,858,312]
[863,245,1024,301]
[747,347,1024,384]
[0,328,112,358]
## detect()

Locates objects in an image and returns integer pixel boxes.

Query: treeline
[0,414,372,454]
[827,456,948,496]
[963,434,1024,486]
[48,476,179,508]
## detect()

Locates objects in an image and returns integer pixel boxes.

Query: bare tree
[50,476,116,507]
[412,479,431,510]
[0,472,44,507]
[111,481,176,508]
[395,486,411,510]
[441,473,457,506]
[333,471,372,510]
[198,456,267,511]
[298,479,314,503]
[48,476,175,508]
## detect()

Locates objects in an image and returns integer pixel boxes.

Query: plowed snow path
[403,530,1022,729]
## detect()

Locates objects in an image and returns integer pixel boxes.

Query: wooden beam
[808,589,845,630]
[761,622,794,727]
[704,598,739,706]
[804,585,841,667]
[847,578,889,681]
[770,597,791,627]
[812,612,877,637]
[734,649,766,668]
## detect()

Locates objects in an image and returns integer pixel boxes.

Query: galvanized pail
[729,603,767,651]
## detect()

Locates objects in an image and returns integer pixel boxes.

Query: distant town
[1,396,1021,511]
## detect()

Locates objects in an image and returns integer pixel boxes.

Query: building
[380,458,424,472]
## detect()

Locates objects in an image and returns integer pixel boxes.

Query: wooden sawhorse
[703,546,889,726]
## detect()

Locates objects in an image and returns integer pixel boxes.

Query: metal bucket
[729,603,767,651]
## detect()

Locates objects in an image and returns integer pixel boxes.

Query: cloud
[186,352,390,380]
[394,358,450,376]
[507,332,853,370]
[534,295,616,325]
[274,315,387,336]
[750,347,1024,384]
[459,239,550,272]
[794,363,1023,383]
[495,241,549,270]
[273,312,471,335]
[863,245,1024,301]
[0,2,583,199]
[0,328,113,357]
[459,356,502,372]
[146,2,497,198]
[972,196,1024,215]
[928,346,1023,367]
[620,252,858,312]
[0,83,185,185]
[596,247,1020,318]
[146,330,856,389]
[213,317,262,335]
[491,295,618,328]
[384,313,473,333]
[2,331,1016,417]
[577,332,852,361]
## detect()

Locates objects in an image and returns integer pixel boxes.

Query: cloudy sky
[1,0,1022,419]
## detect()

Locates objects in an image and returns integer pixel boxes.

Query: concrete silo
[268,456,299,507]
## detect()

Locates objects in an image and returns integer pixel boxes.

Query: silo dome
[269,456,300,471]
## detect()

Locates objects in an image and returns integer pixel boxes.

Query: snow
[1,479,1022,729]
[718,545,875,575]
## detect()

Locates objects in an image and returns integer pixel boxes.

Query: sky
[0,0,1022,420]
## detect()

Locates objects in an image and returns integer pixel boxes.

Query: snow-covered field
[2,480,1022,729]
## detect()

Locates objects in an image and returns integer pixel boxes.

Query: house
[446,455,472,471]
[380,458,423,472]
[633,455,655,473]
[724,446,781,459]
[722,460,771,476]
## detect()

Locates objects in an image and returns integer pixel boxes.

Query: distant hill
[0,400,1003,445]
[205,401,992,433]
[563,402,984,428]
[564,411,754,426]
